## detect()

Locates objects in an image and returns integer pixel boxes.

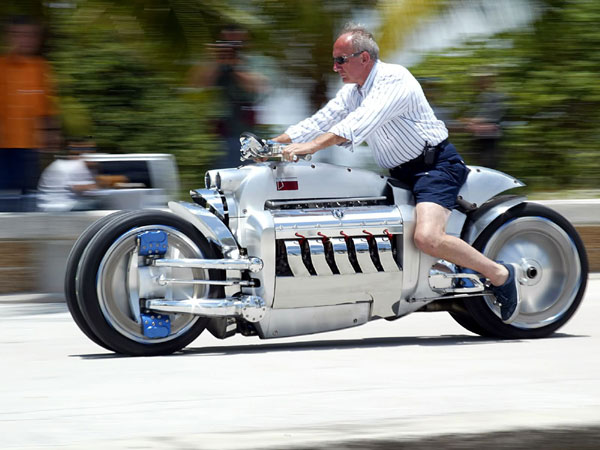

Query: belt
[395,139,449,171]
[434,138,450,150]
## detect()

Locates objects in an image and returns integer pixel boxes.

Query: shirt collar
[357,60,379,97]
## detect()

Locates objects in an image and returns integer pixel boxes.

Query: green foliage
[377,0,448,59]
[5,0,600,194]
[412,0,600,191]
[46,1,220,195]
[251,0,376,109]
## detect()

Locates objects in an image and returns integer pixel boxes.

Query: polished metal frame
[157,160,527,337]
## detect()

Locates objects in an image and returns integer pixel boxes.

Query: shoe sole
[502,262,523,324]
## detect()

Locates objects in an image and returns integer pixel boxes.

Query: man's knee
[413,228,444,255]
[414,202,451,256]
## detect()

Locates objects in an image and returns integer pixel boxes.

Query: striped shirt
[285,61,448,168]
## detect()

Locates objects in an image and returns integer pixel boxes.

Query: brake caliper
[137,230,168,257]
[137,230,170,338]
[141,313,171,338]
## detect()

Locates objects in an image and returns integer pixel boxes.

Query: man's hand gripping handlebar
[239,132,311,162]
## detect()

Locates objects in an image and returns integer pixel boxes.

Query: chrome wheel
[462,202,588,339]
[76,210,218,355]
[481,217,582,329]
[96,225,209,344]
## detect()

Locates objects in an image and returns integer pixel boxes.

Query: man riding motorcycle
[271,22,521,323]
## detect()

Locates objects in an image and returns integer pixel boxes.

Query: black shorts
[389,142,469,210]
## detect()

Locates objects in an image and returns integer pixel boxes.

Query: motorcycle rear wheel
[463,203,588,338]
[448,308,495,338]
[76,210,221,356]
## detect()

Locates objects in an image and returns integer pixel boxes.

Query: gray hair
[339,22,379,61]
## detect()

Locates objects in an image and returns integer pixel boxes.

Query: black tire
[463,202,588,338]
[64,210,134,351]
[76,210,222,356]
[449,308,495,338]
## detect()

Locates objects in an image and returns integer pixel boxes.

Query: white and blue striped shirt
[285,61,448,168]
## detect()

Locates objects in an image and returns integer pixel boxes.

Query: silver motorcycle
[66,133,588,356]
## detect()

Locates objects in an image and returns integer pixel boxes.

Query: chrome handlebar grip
[239,134,311,162]
[292,153,312,162]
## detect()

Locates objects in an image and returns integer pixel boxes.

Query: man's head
[66,137,96,157]
[4,16,42,56]
[208,24,248,65]
[333,23,379,86]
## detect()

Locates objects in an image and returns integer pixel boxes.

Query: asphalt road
[1,278,599,450]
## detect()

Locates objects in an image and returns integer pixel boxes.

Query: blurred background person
[462,70,507,170]
[0,15,60,211]
[187,25,266,169]
[419,76,460,132]
[37,137,104,212]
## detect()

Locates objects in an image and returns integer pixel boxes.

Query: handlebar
[239,132,311,162]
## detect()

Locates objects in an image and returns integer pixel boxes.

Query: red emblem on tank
[276,178,298,191]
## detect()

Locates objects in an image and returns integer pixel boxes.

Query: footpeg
[429,261,486,294]
[430,272,486,294]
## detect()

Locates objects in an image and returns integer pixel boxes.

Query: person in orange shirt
[0,16,59,209]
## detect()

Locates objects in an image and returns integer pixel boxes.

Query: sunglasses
[333,51,364,65]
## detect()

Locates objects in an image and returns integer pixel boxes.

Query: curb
[0,292,65,304]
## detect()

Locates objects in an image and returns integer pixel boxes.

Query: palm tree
[376,0,448,59]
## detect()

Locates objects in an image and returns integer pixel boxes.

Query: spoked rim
[96,225,209,343]
[482,216,582,329]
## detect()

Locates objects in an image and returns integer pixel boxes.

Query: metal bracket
[145,295,267,323]
[151,257,263,272]
[429,272,486,294]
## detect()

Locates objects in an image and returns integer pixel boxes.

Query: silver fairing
[208,161,389,212]
[459,166,524,208]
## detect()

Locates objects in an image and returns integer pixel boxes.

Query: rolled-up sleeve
[329,75,410,147]
[284,87,351,143]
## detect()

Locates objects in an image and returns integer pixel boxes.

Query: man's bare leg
[413,202,509,286]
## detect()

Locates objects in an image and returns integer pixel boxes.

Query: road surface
[1,277,599,449]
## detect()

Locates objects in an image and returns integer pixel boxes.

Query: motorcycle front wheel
[65,210,137,351]
[76,210,222,356]
[463,202,588,339]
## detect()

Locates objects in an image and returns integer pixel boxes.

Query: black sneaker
[491,262,522,324]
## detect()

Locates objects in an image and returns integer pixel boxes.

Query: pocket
[451,160,469,185]
[437,159,468,186]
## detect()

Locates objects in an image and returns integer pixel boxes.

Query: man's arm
[281,132,348,161]
[271,133,292,144]
[327,74,413,148]
[282,87,351,144]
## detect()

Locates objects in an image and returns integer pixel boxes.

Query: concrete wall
[0,211,113,294]
[0,200,599,296]
[531,199,600,275]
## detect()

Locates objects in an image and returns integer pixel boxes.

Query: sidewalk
[0,292,65,304]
